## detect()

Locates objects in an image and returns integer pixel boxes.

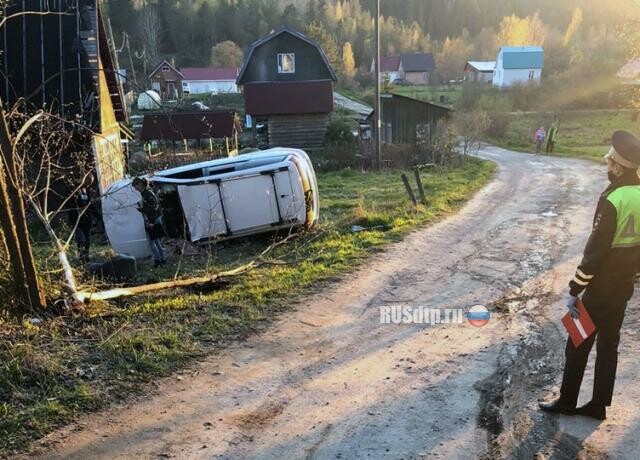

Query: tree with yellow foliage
[497,12,546,46]
[342,42,356,79]
[563,7,583,47]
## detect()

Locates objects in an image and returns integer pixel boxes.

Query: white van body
[102,148,319,258]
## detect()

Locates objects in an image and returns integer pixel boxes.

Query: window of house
[162,66,170,72]
[277,53,295,74]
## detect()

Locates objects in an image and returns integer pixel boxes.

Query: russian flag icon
[467,305,490,327]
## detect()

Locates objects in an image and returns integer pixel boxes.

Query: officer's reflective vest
[608,185,640,248]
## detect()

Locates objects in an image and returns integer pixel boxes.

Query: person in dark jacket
[540,130,640,420]
[69,187,93,264]
[132,177,166,267]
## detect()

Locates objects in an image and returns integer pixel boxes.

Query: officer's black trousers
[559,293,627,407]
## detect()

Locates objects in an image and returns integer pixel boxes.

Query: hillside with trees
[105,0,639,89]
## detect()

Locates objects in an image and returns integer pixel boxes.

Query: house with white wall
[370,56,401,83]
[492,46,544,87]
[181,68,239,95]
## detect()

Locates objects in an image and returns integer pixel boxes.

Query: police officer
[540,130,640,420]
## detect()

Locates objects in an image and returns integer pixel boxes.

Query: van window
[163,168,204,180]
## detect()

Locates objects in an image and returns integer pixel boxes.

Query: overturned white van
[102,148,319,258]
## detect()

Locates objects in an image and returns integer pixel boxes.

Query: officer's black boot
[538,398,575,415]
[575,401,606,420]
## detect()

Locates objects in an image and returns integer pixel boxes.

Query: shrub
[477,91,513,112]
[315,142,360,171]
[487,112,511,139]
[325,116,356,145]
[459,83,486,110]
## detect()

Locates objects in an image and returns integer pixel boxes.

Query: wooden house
[371,94,452,144]
[181,68,239,95]
[237,26,337,151]
[464,61,496,83]
[371,54,436,85]
[399,54,436,85]
[148,60,184,100]
[370,56,401,83]
[0,0,129,193]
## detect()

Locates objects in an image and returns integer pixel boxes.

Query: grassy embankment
[489,110,639,162]
[0,159,495,454]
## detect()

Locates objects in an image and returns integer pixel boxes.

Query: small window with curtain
[277,53,295,74]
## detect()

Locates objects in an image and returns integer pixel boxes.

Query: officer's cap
[605,131,640,169]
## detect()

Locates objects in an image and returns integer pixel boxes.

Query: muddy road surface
[30,146,640,459]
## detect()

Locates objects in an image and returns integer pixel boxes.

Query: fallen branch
[76,261,253,303]
[76,233,300,303]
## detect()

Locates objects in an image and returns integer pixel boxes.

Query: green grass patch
[490,110,640,162]
[392,85,462,107]
[0,159,495,454]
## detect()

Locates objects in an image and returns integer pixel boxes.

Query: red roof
[381,56,401,72]
[180,67,238,81]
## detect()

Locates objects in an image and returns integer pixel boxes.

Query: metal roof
[148,60,184,79]
[380,56,401,72]
[618,58,640,80]
[400,53,436,72]
[465,61,496,72]
[499,46,544,69]
[366,93,453,120]
[237,26,338,84]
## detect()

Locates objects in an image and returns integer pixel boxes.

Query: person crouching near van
[132,177,166,267]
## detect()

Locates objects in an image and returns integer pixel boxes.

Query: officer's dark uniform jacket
[569,171,640,303]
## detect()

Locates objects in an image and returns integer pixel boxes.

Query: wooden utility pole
[374,0,382,169]
[0,100,46,310]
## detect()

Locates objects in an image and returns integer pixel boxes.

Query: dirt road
[31,146,640,459]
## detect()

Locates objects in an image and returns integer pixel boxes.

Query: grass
[391,85,462,107]
[0,159,495,455]
[490,110,640,162]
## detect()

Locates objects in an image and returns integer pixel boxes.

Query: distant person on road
[534,126,546,154]
[132,177,166,267]
[546,126,558,154]
[540,131,640,421]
